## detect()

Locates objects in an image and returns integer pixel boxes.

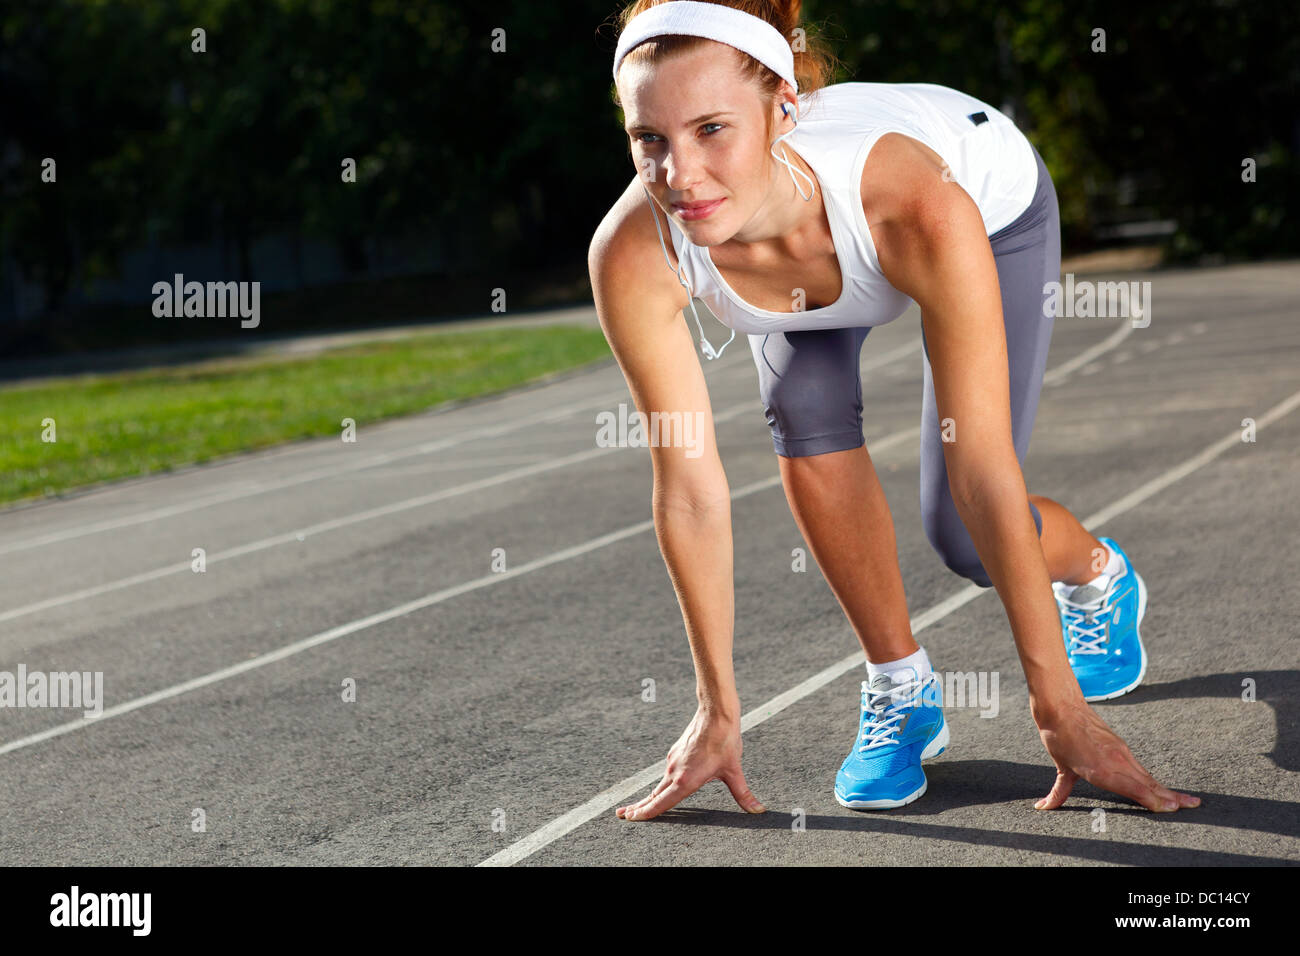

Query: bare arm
[868,134,1078,710]
[588,186,739,720]
[868,134,1197,812]
[589,184,765,821]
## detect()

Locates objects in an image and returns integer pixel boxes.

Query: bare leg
[777,445,917,664]
[1030,493,1109,585]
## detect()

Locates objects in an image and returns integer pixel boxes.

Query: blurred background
[0,0,1296,502]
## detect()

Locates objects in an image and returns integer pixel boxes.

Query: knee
[922,505,993,588]
[932,535,993,588]
[923,497,1043,588]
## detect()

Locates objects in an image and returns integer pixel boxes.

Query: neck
[727,142,823,259]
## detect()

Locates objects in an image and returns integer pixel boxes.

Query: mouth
[672,198,724,220]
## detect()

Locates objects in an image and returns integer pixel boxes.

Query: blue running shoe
[834,668,948,810]
[1054,536,1148,702]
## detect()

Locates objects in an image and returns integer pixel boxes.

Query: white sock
[1060,543,1125,592]
[866,646,932,687]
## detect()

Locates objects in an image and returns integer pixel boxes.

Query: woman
[588,0,1200,818]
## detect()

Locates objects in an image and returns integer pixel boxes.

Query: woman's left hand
[1032,696,1201,812]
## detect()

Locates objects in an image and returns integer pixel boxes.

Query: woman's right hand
[616,706,766,821]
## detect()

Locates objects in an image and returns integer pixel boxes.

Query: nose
[662,144,702,193]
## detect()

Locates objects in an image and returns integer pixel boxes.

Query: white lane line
[0,445,615,624]
[0,429,927,757]
[474,579,981,867]
[475,385,1300,866]
[1043,321,1132,386]
[1082,388,1300,528]
[0,474,746,758]
[334,454,555,477]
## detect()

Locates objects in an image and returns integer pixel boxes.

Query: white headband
[612,1,797,94]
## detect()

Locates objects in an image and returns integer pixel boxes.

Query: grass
[0,324,612,507]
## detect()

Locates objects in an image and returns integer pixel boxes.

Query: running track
[1,261,1296,865]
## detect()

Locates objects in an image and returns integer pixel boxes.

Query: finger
[1108,752,1198,812]
[1087,762,1183,812]
[1035,769,1077,810]
[616,790,653,817]
[719,767,766,813]
[1127,779,1202,812]
[616,772,671,817]
[617,782,667,817]
[622,780,692,821]
[643,772,674,803]
[1125,758,1202,810]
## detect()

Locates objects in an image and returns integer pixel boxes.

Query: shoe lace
[1060,581,1119,655]
[857,676,924,752]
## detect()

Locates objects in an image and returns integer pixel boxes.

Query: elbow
[654,482,731,518]
[946,457,1026,512]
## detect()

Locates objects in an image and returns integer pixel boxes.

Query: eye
[631,123,725,146]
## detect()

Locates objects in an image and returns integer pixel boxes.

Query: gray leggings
[747,142,1060,588]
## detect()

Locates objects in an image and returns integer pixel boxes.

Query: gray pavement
[0,261,1296,865]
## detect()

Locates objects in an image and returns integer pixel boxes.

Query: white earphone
[772,101,815,200]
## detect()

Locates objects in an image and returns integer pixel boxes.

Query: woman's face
[617,45,782,245]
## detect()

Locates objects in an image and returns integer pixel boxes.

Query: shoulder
[857,131,954,232]
[590,178,686,287]
[590,175,678,274]
[588,176,691,317]
[856,132,989,298]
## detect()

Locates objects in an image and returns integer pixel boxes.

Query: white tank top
[665,81,1038,338]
